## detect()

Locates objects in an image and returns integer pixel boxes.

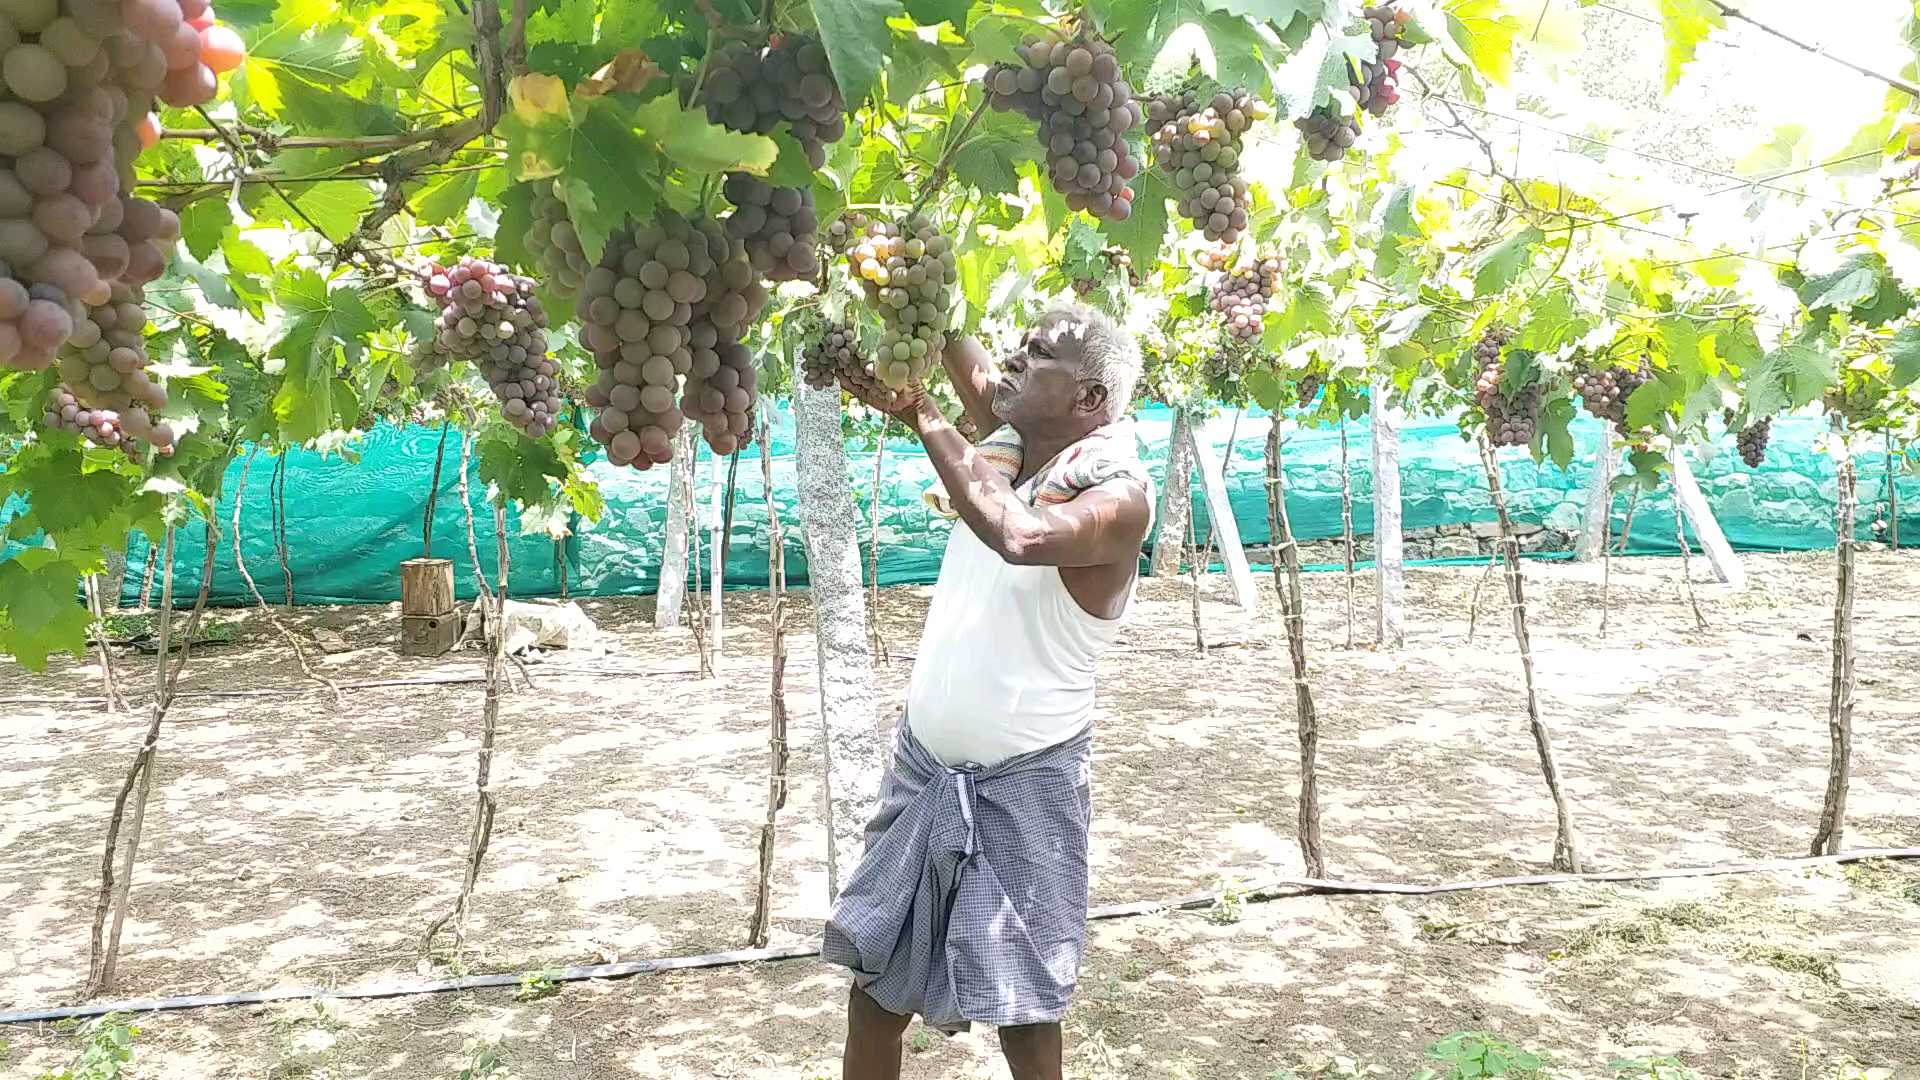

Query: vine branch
[1704,1,1920,100]
[909,95,992,219]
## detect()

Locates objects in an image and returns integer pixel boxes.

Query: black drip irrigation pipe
[5,847,1915,1026]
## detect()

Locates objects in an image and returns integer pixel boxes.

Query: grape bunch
[42,382,163,456]
[1735,415,1771,467]
[1353,56,1403,117]
[1295,108,1361,162]
[722,172,819,282]
[521,180,588,297]
[1072,246,1135,296]
[1473,327,1540,447]
[1363,4,1413,58]
[1295,369,1323,406]
[419,257,563,438]
[54,281,174,451]
[844,215,956,390]
[1571,361,1650,438]
[801,320,900,410]
[1195,244,1230,272]
[697,33,846,169]
[979,33,1141,221]
[579,212,768,464]
[1147,89,1266,243]
[1209,256,1281,342]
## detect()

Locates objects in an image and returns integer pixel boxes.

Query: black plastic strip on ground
[4,847,1914,1025]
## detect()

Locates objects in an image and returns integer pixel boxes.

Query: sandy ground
[1,551,1917,1079]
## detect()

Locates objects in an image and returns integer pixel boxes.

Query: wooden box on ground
[399,558,457,656]
[400,612,461,656]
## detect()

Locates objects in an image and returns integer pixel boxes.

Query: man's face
[990,312,1100,430]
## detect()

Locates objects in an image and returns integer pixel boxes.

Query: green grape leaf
[495,181,537,271]
[1539,396,1576,469]
[904,0,969,25]
[1377,304,1430,348]
[412,169,479,226]
[1372,183,1421,279]
[1889,325,1920,388]
[1444,0,1523,88]
[0,549,93,671]
[1746,342,1834,417]
[814,0,904,106]
[1099,0,1276,95]
[179,199,232,263]
[1624,370,1676,431]
[1470,225,1543,297]
[1796,253,1911,326]
[1656,0,1725,90]
[1064,217,1108,266]
[766,132,819,188]
[1244,366,1285,411]
[1100,168,1170,270]
[953,111,1032,197]
[250,180,377,242]
[1265,284,1333,350]
[268,269,377,443]
[477,423,569,508]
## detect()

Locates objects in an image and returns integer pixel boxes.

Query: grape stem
[192,105,336,245]
[1704,0,1920,101]
[908,95,992,220]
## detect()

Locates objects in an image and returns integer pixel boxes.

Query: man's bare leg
[999,1023,1064,1080]
[843,984,913,1080]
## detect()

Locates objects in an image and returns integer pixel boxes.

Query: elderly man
[823,305,1153,1080]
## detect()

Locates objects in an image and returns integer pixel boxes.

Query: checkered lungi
[821,717,1094,1032]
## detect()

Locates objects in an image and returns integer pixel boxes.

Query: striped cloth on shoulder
[923,417,1151,518]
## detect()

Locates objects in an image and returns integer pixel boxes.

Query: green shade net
[3,402,1909,607]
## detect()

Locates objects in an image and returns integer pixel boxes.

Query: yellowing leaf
[1444,0,1522,88]
[511,73,571,124]
[1658,0,1725,90]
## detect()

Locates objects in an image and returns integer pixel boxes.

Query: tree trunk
[1265,420,1325,877]
[868,430,890,664]
[272,452,294,606]
[1811,441,1857,855]
[1338,417,1355,649]
[1478,437,1582,873]
[748,419,791,947]
[655,427,695,629]
[686,450,713,678]
[1370,382,1403,649]
[1887,434,1900,550]
[1673,488,1708,630]
[1151,406,1196,578]
[98,548,127,614]
[791,378,883,901]
[1574,430,1614,562]
[708,447,734,662]
[233,448,340,703]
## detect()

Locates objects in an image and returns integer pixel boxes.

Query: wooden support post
[1185,415,1257,612]
[1575,431,1614,562]
[1370,382,1404,649]
[1670,451,1744,591]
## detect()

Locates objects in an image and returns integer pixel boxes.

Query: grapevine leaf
[1657,315,1701,379]
[814,0,904,106]
[477,424,570,510]
[1757,342,1835,411]
[1539,396,1576,470]
[1064,218,1107,266]
[1372,183,1421,278]
[0,550,92,671]
[1244,367,1285,411]
[1099,0,1275,94]
[268,270,377,443]
[495,181,536,271]
[952,110,1031,197]
[1799,260,1880,313]
[1264,285,1332,350]
[904,0,969,25]
[1624,371,1675,431]
[1656,0,1725,90]
[413,169,479,226]
[1443,0,1523,88]
[1199,0,1318,21]
[766,132,819,187]
[633,95,776,176]
[1889,325,1920,388]
[249,180,377,242]
[179,200,232,263]
[1099,168,1170,269]
[1376,303,1430,348]
[1470,225,1542,297]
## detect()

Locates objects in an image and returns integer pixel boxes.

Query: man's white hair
[1044,303,1141,422]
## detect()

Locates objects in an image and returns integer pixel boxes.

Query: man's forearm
[938,336,1002,437]
[911,399,1044,560]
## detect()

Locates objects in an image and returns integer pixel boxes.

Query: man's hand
[840,376,937,428]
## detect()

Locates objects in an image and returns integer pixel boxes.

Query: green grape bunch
[844,214,957,390]
[1147,88,1267,243]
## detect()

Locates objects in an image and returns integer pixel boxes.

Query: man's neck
[1010,420,1097,486]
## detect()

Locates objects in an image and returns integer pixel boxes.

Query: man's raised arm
[908,396,1149,567]
[938,335,1004,438]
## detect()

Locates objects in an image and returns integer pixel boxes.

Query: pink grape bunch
[42,381,166,457]
[1147,88,1267,243]
[697,33,846,169]
[579,212,769,466]
[419,257,563,438]
[1209,256,1281,342]
[53,280,174,451]
[1473,326,1541,448]
[979,32,1142,221]
[1572,361,1651,439]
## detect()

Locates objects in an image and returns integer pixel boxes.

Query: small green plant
[1415,1032,1547,1080]
[1609,1055,1701,1080]
[1739,943,1840,985]
[38,1015,139,1080]
[906,1026,938,1053]
[513,969,562,1001]
[1207,877,1245,925]
[456,1037,515,1080]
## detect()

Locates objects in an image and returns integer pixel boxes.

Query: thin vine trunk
[1189,486,1206,653]
[714,447,741,660]
[1338,418,1355,648]
[425,420,451,556]
[1265,421,1324,877]
[137,546,155,609]
[86,578,126,714]
[1466,551,1497,642]
[748,420,790,947]
[1673,492,1708,630]
[1370,382,1404,649]
[868,430,889,665]
[233,449,341,704]
[655,428,695,629]
[1888,434,1900,550]
[87,514,219,995]
[423,500,511,961]
[1151,406,1196,578]
[1478,437,1582,874]
[686,450,713,678]
[1811,443,1857,856]
[272,452,293,606]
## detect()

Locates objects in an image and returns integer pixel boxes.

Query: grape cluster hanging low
[722,172,819,282]
[1571,360,1650,439]
[697,33,846,169]
[41,382,158,457]
[1298,2,1413,161]
[801,319,900,411]
[1735,415,1771,467]
[1295,369,1324,406]
[844,214,956,390]
[579,212,768,465]
[1209,256,1281,342]
[1473,327,1540,447]
[1147,88,1265,243]
[420,258,563,438]
[980,32,1141,221]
